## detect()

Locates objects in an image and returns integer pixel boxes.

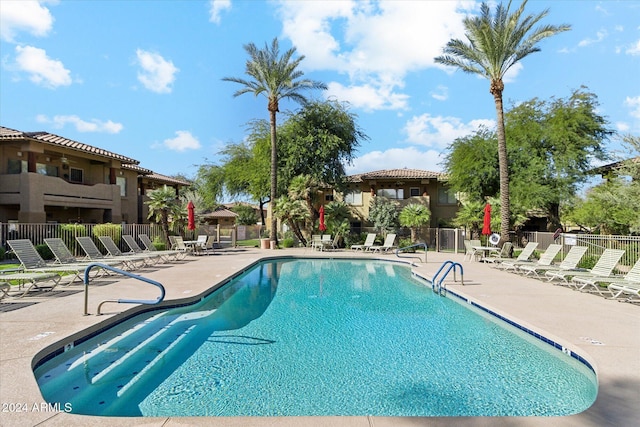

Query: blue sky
[1,0,639,182]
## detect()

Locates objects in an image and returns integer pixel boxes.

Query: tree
[278,99,367,191]
[191,163,224,212]
[273,195,310,245]
[444,88,611,231]
[146,185,179,243]
[435,0,570,241]
[399,204,431,243]
[223,38,327,242]
[232,204,259,225]
[368,196,399,236]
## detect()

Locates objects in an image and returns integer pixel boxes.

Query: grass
[236,239,260,248]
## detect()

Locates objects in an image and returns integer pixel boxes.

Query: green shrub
[58,223,87,254]
[36,244,54,260]
[578,255,598,270]
[0,246,5,260]
[398,238,415,252]
[92,223,122,244]
[152,237,166,251]
[281,238,295,248]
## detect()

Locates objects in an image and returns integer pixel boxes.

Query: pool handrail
[432,260,464,295]
[83,262,165,315]
[395,243,428,263]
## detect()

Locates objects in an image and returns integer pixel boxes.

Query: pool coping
[1,248,638,427]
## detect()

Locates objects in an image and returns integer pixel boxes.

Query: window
[69,167,84,183]
[36,163,58,177]
[344,190,362,205]
[377,188,404,199]
[116,176,126,197]
[438,185,457,204]
[7,159,25,174]
[325,194,334,202]
[410,187,421,197]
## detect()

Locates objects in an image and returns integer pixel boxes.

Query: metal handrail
[432,260,464,295]
[83,262,165,315]
[395,243,428,263]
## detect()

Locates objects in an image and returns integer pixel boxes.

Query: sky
[1,0,639,184]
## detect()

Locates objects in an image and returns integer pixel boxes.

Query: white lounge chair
[493,242,539,269]
[351,233,376,251]
[572,256,640,297]
[369,234,397,253]
[546,249,625,285]
[138,234,188,261]
[518,246,588,279]
[500,244,562,273]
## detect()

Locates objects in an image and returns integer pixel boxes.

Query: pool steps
[431,260,464,295]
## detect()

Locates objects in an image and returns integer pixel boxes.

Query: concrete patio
[1,247,638,427]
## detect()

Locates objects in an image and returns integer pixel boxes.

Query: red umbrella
[187,200,196,231]
[318,205,327,231]
[482,203,491,235]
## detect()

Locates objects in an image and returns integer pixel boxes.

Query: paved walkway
[0,247,638,427]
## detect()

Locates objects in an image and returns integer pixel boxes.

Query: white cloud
[15,45,72,88]
[162,131,201,151]
[431,85,448,101]
[135,49,179,94]
[626,39,640,55]
[326,80,409,111]
[0,0,55,42]
[403,114,495,149]
[616,122,630,132]
[209,0,231,24]
[36,114,123,133]
[277,1,475,110]
[578,29,608,47]
[624,96,640,119]
[346,146,445,175]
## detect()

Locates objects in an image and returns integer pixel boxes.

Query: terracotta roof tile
[348,168,443,182]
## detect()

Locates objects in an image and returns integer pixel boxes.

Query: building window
[69,167,84,183]
[7,159,25,174]
[325,194,334,202]
[438,185,457,204]
[377,188,404,199]
[116,176,126,197]
[410,187,421,197]
[344,190,362,205]
[36,163,59,177]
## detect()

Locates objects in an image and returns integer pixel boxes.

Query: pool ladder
[432,260,463,295]
[83,262,165,315]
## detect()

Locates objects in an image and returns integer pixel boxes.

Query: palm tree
[273,195,310,246]
[223,38,327,243]
[399,204,431,243]
[146,185,178,243]
[434,0,570,242]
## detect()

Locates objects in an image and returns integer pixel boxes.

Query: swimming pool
[33,258,597,417]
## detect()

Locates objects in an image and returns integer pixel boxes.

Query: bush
[0,246,5,260]
[578,255,598,270]
[36,244,54,260]
[398,238,415,252]
[92,223,122,244]
[152,237,166,251]
[58,223,87,254]
[281,238,295,248]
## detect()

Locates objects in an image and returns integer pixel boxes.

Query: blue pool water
[34,259,597,417]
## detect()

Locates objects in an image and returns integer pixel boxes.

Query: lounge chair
[518,246,588,279]
[7,239,90,286]
[493,242,539,269]
[351,233,376,251]
[0,270,61,298]
[607,282,640,303]
[138,234,187,261]
[310,235,323,251]
[122,235,167,263]
[481,242,512,263]
[76,236,144,271]
[173,236,195,255]
[545,248,625,285]
[45,238,122,271]
[369,234,398,253]
[97,236,159,268]
[571,256,640,297]
[500,244,562,273]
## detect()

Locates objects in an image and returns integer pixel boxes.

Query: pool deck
[1,247,638,427]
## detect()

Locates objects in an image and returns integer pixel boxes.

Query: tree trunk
[269,108,278,244]
[492,80,511,244]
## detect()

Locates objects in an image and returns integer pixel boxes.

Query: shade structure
[187,201,196,231]
[482,203,491,235]
[318,205,327,231]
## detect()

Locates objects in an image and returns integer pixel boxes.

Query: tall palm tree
[223,38,326,243]
[146,185,178,243]
[434,0,570,242]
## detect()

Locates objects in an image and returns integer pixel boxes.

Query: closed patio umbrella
[319,205,326,232]
[187,201,196,231]
[482,203,491,236]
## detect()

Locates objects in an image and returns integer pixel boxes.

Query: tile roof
[1,125,139,165]
[202,208,238,218]
[348,168,443,182]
